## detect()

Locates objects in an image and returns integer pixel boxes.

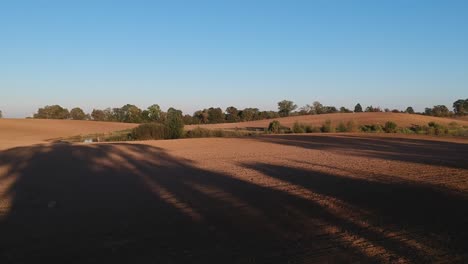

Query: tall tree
[311,101,324,114]
[225,106,240,122]
[354,103,363,112]
[207,107,225,123]
[165,107,184,139]
[278,100,297,117]
[146,104,163,122]
[70,107,86,120]
[405,107,415,114]
[453,99,468,115]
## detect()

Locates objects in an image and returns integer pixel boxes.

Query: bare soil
[1,119,468,263]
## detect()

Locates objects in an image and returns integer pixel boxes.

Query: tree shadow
[256,134,468,169]
[0,141,467,263]
[241,162,468,262]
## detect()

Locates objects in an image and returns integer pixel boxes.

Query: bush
[132,123,167,140]
[384,121,398,133]
[321,120,335,133]
[427,122,448,136]
[292,122,306,133]
[185,127,213,138]
[336,121,348,132]
[268,120,282,133]
[360,124,383,133]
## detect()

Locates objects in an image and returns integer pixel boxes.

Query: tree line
[29,98,468,123]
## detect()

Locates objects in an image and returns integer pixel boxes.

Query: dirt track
[1,133,468,263]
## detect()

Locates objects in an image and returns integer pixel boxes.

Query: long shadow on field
[257,134,468,169]
[0,142,467,263]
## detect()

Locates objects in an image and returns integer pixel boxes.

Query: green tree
[165,107,184,139]
[193,110,209,124]
[70,107,86,120]
[91,109,106,121]
[0,110,2,118]
[33,105,70,119]
[278,100,297,117]
[431,105,450,117]
[405,107,415,114]
[311,101,324,114]
[225,106,240,122]
[207,107,225,123]
[146,104,163,122]
[453,99,468,116]
[354,103,363,113]
[339,107,352,113]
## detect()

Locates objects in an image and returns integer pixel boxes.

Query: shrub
[268,120,282,133]
[383,121,398,133]
[398,127,414,134]
[360,124,383,133]
[304,125,318,133]
[336,121,348,132]
[185,127,212,138]
[427,122,448,136]
[132,123,167,140]
[321,120,335,133]
[292,122,306,133]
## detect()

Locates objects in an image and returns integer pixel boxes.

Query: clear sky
[1,0,467,118]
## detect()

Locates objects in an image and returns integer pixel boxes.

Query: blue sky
[1,0,467,117]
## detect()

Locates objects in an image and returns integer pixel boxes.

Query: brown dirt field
[1,131,468,263]
[0,119,138,149]
[187,112,468,130]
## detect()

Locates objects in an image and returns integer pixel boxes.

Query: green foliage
[225,106,240,122]
[425,105,450,117]
[132,123,167,140]
[365,106,382,112]
[91,109,106,121]
[453,99,468,116]
[278,100,297,117]
[405,107,415,114]
[33,105,70,119]
[340,107,352,113]
[0,110,2,118]
[383,121,398,133]
[292,122,306,133]
[321,120,335,133]
[207,107,225,123]
[70,107,86,120]
[165,107,184,139]
[185,127,213,138]
[268,120,282,133]
[354,103,363,113]
[360,124,383,133]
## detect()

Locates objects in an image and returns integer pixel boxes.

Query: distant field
[187,112,468,130]
[0,119,137,149]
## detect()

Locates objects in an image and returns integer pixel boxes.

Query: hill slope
[0,119,138,149]
[186,112,468,130]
